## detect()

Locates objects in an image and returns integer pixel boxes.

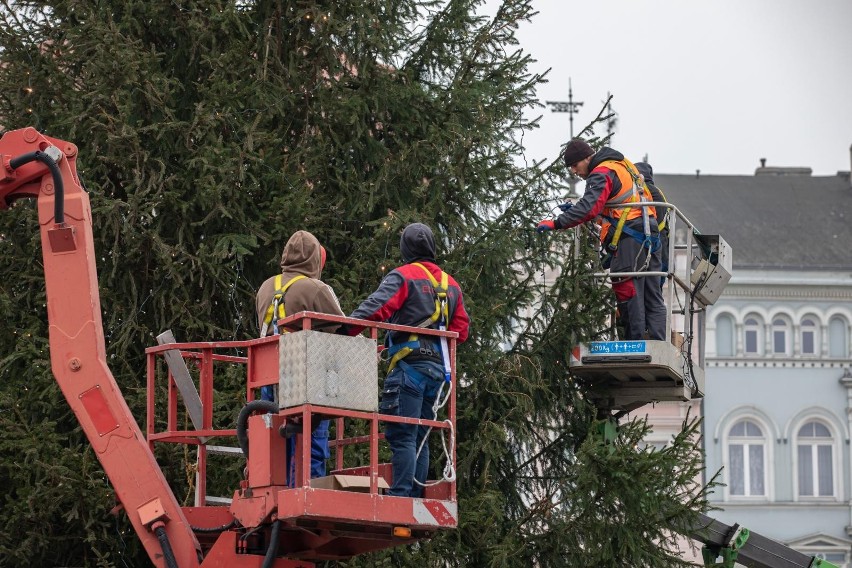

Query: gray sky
[511,0,852,175]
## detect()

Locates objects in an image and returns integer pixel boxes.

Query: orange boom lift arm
[0,127,203,566]
[0,127,459,567]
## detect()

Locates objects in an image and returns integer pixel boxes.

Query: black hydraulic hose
[9,150,64,224]
[236,400,278,459]
[190,519,236,533]
[153,525,179,568]
[262,519,281,568]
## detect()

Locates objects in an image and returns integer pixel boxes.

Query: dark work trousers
[379,359,444,497]
[610,234,667,341]
[260,386,330,484]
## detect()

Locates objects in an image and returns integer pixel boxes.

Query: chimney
[755,156,812,176]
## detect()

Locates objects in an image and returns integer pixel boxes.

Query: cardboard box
[671,331,684,349]
[310,474,389,493]
[278,330,378,412]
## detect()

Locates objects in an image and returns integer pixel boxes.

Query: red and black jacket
[348,261,469,357]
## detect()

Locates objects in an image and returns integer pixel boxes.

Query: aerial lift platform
[146,313,458,563]
[0,127,457,567]
[0,127,837,568]
[563,200,840,567]
[568,200,733,414]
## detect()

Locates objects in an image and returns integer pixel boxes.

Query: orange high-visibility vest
[595,158,656,244]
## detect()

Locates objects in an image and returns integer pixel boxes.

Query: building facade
[654,159,852,565]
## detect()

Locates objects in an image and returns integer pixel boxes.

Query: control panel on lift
[569,203,733,413]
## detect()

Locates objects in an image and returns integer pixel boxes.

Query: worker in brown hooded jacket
[255,230,344,481]
[255,230,344,337]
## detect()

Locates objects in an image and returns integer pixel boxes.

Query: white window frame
[794,419,840,501]
[725,419,769,500]
[743,316,763,356]
[715,313,735,357]
[800,317,819,356]
[829,316,849,358]
[772,317,791,356]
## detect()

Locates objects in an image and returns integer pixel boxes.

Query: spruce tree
[0,1,711,566]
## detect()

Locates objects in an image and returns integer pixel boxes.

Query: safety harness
[599,159,660,270]
[260,274,307,338]
[386,262,452,383]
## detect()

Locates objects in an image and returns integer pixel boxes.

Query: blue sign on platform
[588,341,647,355]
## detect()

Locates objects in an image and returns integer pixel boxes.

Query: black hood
[588,146,624,170]
[635,161,654,186]
[400,223,436,263]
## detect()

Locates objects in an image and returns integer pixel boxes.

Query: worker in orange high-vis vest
[536,139,666,341]
[255,230,345,483]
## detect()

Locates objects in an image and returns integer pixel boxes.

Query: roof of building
[654,171,852,270]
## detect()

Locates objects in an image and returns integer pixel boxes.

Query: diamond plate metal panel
[278,331,378,411]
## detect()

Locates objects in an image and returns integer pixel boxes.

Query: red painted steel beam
[0,128,203,566]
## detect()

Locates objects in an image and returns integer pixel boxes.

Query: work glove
[558,202,574,212]
[335,323,353,336]
[536,220,556,233]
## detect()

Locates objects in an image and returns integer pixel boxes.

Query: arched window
[744,317,763,355]
[800,318,819,356]
[772,318,791,355]
[829,316,848,358]
[728,419,766,497]
[716,314,734,356]
[797,421,835,498]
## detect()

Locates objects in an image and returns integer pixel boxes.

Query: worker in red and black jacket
[345,222,469,497]
[537,139,666,341]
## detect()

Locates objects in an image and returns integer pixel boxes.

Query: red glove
[536,219,556,233]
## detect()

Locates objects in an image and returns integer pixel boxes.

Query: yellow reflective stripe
[261,274,307,330]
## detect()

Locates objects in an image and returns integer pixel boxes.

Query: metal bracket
[702,524,749,567]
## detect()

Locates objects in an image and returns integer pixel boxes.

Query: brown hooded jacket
[255,230,344,336]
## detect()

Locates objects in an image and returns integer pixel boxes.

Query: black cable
[9,150,64,224]
[262,519,282,568]
[236,400,278,458]
[684,273,708,397]
[190,519,236,533]
[153,525,179,568]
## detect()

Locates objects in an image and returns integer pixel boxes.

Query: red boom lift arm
[1,127,203,566]
[1,127,459,567]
